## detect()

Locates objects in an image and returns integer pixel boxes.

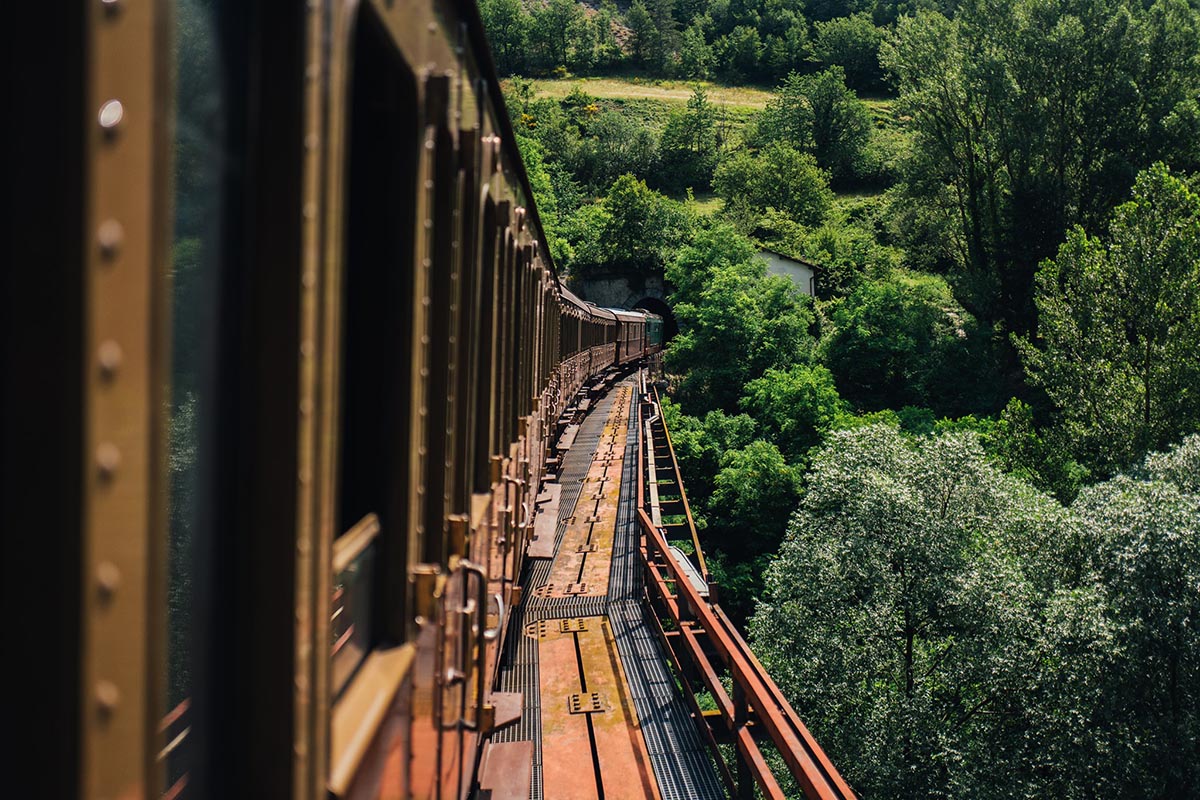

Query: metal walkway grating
[494,376,725,799]
[606,387,725,800]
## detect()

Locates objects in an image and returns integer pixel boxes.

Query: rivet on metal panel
[97,219,123,259]
[97,340,122,379]
[96,561,121,600]
[98,99,124,132]
[96,443,121,481]
[96,680,120,717]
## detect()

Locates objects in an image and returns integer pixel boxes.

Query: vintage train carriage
[6,1,678,799]
[644,313,665,355]
[611,308,647,365]
[585,303,619,369]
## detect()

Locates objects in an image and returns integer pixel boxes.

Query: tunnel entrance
[632,296,677,341]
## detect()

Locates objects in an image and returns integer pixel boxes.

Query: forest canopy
[487,0,1200,793]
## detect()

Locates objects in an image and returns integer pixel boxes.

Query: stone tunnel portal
[632,296,678,342]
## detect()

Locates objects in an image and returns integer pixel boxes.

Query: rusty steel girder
[637,387,857,800]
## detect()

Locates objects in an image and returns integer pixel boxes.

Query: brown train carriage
[584,302,619,370]
[6,1,660,799]
[610,308,648,364]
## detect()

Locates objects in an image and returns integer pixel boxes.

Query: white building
[756,248,819,297]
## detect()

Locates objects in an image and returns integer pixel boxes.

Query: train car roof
[608,309,645,323]
[587,303,618,322]
[559,286,592,315]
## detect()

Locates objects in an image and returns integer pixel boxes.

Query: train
[6,1,663,798]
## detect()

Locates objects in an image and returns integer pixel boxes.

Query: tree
[824,270,997,416]
[480,0,528,74]
[757,209,898,298]
[1015,163,1200,476]
[713,141,833,226]
[529,0,585,71]
[739,364,847,463]
[811,12,885,92]
[571,110,658,192]
[657,86,720,193]
[660,396,758,505]
[647,0,679,69]
[749,425,1072,797]
[881,1,1200,332]
[666,225,817,412]
[567,174,692,276]
[677,23,713,78]
[1017,436,1200,797]
[514,134,572,264]
[754,68,872,185]
[715,25,764,81]
[705,440,803,623]
[626,0,657,66]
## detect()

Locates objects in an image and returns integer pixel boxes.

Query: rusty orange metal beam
[636,394,857,800]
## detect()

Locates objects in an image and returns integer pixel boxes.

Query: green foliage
[480,0,527,74]
[823,270,998,416]
[574,110,659,192]
[528,0,586,72]
[627,0,657,66]
[1015,163,1200,476]
[751,426,1071,796]
[739,364,847,463]
[666,225,818,411]
[988,398,1088,503]
[677,23,714,79]
[756,208,899,298]
[881,0,1200,331]
[710,440,804,547]
[751,426,1200,797]
[567,174,693,276]
[1140,433,1200,493]
[812,13,886,93]
[661,395,758,503]
[514,134,572,263]
[715,25,764,82]
[657,86,721,193]
[713,141,833,226]
[754,67,873,185]
[1050,441,1200,796]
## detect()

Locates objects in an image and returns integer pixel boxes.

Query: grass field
[686,192,725,217]
[520,76,775,112]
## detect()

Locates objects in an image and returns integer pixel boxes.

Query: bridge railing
[637,385,857,800]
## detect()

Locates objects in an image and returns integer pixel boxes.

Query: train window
[163,0,225,790]
[334,4,419,689]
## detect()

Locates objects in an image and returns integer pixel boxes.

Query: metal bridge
[478,370,855,800]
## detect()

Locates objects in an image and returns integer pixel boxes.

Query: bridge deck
[492,375,725,800]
